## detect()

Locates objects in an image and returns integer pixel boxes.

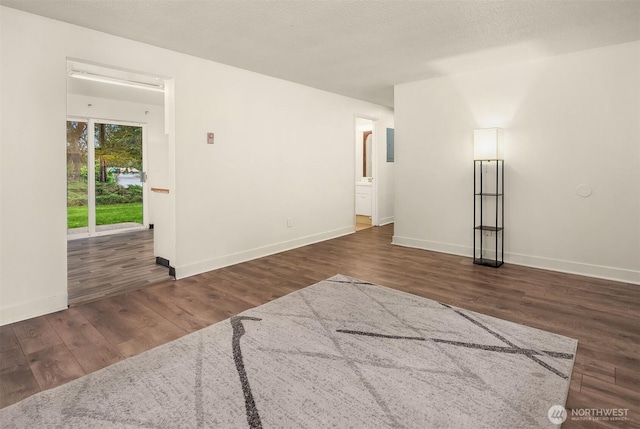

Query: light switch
[207,132,214,144]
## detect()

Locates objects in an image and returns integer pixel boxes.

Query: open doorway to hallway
[355,117,375,231]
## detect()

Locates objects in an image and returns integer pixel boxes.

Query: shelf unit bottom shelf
[474,226,503,232]
[473,258,504,268]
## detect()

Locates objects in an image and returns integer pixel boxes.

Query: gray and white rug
[1,275,577,428]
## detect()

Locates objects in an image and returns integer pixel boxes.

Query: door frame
[67,116,148,239]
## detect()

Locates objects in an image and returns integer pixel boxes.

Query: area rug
[0,274,577,428]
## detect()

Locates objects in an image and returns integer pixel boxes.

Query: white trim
[67,115,145,127]
[0,293,68,326]
[66,57,172,84]
[67,225,146,241]
[68,70,164,92]
[392,235,470,257]
[391,235,640,285]
[141,123,149,227]
[371,119,378,226]
[377,216,395,226]
[506,251,640,285]
[94,118,145,128]
[176,227,355,279]
[88,119,96,234]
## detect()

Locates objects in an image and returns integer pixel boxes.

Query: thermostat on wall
[207,132,214,144]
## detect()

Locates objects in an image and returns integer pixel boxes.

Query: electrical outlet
[287,217,293,227]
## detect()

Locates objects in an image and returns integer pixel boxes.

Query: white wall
[0,7,393,324]
[172,63,393,277]
[1,8,69,324]
[394,41,640,284]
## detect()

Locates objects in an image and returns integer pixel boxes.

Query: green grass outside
[67,203,143,229]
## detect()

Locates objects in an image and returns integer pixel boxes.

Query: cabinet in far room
[355,184,372,216]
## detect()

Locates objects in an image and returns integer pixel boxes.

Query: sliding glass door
[67,119,146,237]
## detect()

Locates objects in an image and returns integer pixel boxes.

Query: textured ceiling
[2,0,639,107]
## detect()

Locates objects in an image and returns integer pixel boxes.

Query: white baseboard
[506,252,640,285]
[1,293,68,326]
[391,235,640,285]
[176,227,355,280]
[392,235,470,258]
[376,216,394,226]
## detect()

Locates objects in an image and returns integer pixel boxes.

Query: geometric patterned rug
[0,274,577,428]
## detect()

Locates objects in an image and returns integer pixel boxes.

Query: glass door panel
[67,120,89,234]
[94,123,144,231]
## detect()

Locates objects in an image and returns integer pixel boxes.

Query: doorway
[66,119,147,238]
[355,117,376,231]
[65,59,172,305]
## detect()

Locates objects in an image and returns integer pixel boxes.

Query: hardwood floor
[1,224,638,428]
[67,229,173,305]
[356,214,373,231]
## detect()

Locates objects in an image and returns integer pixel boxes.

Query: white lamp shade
[474,128,504,160]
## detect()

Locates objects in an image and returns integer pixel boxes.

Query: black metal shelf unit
[474,159,504,267]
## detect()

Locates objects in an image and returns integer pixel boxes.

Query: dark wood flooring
[1,225,638,428]
[67,229,173,305]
